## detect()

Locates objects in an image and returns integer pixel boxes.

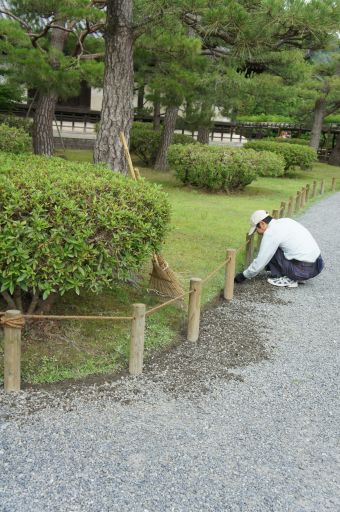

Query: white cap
[248,210,268,235]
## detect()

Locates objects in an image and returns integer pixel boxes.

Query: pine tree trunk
[153,100,161,130]
[328,134,340,166]
[32,23,67,155]
[32,93,58,155]
[197,126,210,144]
[137,85,144,110]
[94,0,134,173]
[310,98,326,150]
[154,106,179,170]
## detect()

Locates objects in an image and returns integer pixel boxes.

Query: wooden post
[331,177,336,191]
[245,234,254,267]
[272,209,279,219]
[257,233,263,252]
[305,184,310,202]
[287,196,294,217]
[300,188,306,208]
[129,303,146,375]
[279,201,286,218]
[295,192,300,213]
[320,179,325,195]
[312,180,317,198]
[4,310,22,392]
[187,278,202,342]
[224,249,236,301]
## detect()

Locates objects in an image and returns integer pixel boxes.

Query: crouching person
[234,210,324,288]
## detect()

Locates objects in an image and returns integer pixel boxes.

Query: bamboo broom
[119,132,184,298]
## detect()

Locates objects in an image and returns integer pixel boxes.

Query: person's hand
[234,272,246,283]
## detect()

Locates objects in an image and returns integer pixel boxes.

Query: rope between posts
[0,313,133,325]
[0,315,25,329]
[145,290,193,316]
[201,256,231,284]
[236,237,251,256]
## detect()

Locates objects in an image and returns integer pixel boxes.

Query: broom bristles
[149,254,184,298]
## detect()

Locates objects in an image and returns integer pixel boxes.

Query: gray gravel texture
[1,193,340,512]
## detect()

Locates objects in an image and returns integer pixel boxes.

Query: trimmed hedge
[0,123,32,153]
[130,122,196,166]
[236,114,293,123]
[0,152,170,309]
[167,144,285,191]
[264,137,310,146]
[244,140,317,171]
[0,114,33,134]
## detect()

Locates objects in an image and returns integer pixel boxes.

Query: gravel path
[1,194,340,512]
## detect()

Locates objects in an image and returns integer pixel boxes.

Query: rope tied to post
[0,314,25,329]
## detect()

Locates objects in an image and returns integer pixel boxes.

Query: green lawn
[2,149,339,384]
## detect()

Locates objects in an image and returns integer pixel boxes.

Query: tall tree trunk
[33,93,58,155]
[137,84,144,110]
[310,98,326,150]
[197,126,210,144]
[154,106,179,170]
[153,99,161,130]
[328,134,340,166]
[32,22,68,155]
[94,0,134,173]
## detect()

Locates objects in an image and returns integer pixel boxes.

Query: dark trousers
[268,248,324,281]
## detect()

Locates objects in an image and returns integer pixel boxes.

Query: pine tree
[0,1,105,154]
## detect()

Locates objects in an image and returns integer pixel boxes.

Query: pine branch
[0,9,31,31]
[325,101,340,117]
[79,52,104,60]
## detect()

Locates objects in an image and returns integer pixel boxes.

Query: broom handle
[120,132,157,260]
[120,131,136,180]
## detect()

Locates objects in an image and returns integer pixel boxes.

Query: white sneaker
[267,276,298,288]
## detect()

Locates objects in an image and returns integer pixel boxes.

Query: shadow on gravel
[1,275,286,419]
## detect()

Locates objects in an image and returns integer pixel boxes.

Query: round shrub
[0,152,170,312]
[0,123,32,153]
[130,122,196,166]
[244,140,317,171]
[168,144,280,191]
[249,150,285,177]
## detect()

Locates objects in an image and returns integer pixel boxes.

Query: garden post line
[320,179,325,195]
[245,234,254,267]
[279,202,286,218]
[3,310,22,392]
[224,249,236,301]
[129,303,146,375]
[187,278,202,342]
[312,180,317,198]
[295,191,300,213]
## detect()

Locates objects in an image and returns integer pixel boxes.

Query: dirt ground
[0,274,284,419]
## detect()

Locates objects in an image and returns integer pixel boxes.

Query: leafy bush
[0,124,32,153]
[0,114,33,134]
[130,122,196,165]
[0,152,170,312]
[249,150,285,177]
[244,140,317,171]
[264,137,309,146]
[168,144,284,190]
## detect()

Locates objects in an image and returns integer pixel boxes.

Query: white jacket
[243,218,321,279]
